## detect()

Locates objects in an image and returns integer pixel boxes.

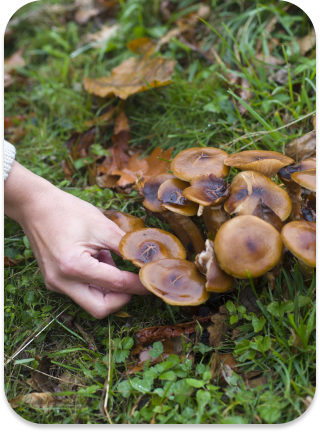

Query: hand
[4,161,149,318]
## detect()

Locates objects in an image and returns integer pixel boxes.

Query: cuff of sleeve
[4,140,16,181]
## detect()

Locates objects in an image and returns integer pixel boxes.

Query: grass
[4,0,316,424]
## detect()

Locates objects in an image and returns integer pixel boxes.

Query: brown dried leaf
[312,114,316,132]
[285,131,316,162]
[4,114,34,129]
[210,352,238,385]
[31,356,61,394]
[135,316,211,346]
[60,372,85,391]
[296,28,316,56]
[227,73,252,115]
[9,125,27,144]
[4,73,15,89]
[74,322,97,351]
[9,392,63,409]
[112,153,149,188]
[207,306,230,347]
[4,256,17,267]
[4,49,25,73]
[87,24,119,44]
[84,54,175,99]
[127,37,155,54]
[84,106,116,127]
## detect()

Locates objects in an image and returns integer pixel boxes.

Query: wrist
[4,161,57,226]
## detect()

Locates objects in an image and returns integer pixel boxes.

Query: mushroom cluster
[109,147,316,306]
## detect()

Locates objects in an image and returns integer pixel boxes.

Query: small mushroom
[171,147,230,182]
[224,171,292,221]
[139,259,210,305]
[139,173,176,213]
[195,240,234,293]
[103,210,145,233]
[158,178,205,255]
[281,221,316,278]
[214,215,283,279]
[224,150,294,178]
[183,174,230,232]
[292,169,316,195]
[119,228,186,267]
[278,159,316,220]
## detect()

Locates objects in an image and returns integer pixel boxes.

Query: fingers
[94,250,117,267]
[66,282,132,319]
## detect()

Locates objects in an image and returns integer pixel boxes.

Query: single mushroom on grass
[183,174,230,233]
[139,259,210,305]
[195,240,234,293]
[224,150,294,178]
[214,215,283,279]
[281,221,316,278]
[224,171,292,221]
[119,228,186,267]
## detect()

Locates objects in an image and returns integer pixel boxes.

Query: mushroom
[119,228,186,268]
[195,240,234,293]
[252,199,283,233]
[214,215,283,279]
[183,174,230,233]
[224,171,292,221]
[158,178,205,256]
[281,221,316,278]
[224,150,294,178]
[103,210,145,233]
[139,259,210,305]
[138,173,176,213]
[292,169,316,196]
[278,158,316,220]
[170,147,230,182]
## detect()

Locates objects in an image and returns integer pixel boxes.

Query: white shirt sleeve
[4,140,16,181]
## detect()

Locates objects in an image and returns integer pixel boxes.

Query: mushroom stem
[197,205,204,217]
[282,179,302,220]
[203,204,230,234]
[162,211,205,259]
[298,260,315,280]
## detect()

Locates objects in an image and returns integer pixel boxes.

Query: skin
[4,161,149,319]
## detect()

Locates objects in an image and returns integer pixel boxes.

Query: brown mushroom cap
[278,157,316,181]
[195,240,234,292]
[103,210,145,233]
[158,178,199,216]
[224,150,294,178]
[292,169,316,192]
[281,221,316,267]
[119,228,186,267]
[171,147,230,182]
[139,259,210,305]
[215,215,283,279]
[139,173,176,213]
[183,174,229,206]
[224,171,292,221]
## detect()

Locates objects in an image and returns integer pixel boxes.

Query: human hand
[4,162,149,318]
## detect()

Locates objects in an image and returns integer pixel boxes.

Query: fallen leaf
[4,256,17,267]
[4,114,33,129]
[4,73,15,89]
[60,371,85,391]
[4,49,25,73]
[269,65,290,85]
[87,24,119,45]
[84,54,175,99]
[113,311,131,318]
[74,322,97,351]
[231,328,241,340]
[31,356,61,394]
[312,114,316,131]
[84,106,116,127]
[296,28,316,56]
[127,37,155,54]
[135,316,212,346]
[210,352,238,385]
[9,125,27,144]
[244,375,268,388]
[207,306,230,347]
[227,73,252,116]
[9,392,63,409]
[112,153,149,188]
[285,131,316,162]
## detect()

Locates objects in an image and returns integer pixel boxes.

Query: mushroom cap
[252,199,283,233]
[281,221,316,267]
[224,171,292,221]
[292,169,316,192]
[183,174,229,206]
[224,150,294,178]
[119,228,186,267]
[170,147,230,182]
[139,259,210,306]
[278,157,316,181]
[103,210,145,233]
[195,240,234,292]
[158,178,199,216]
[139,173,176,213]
[215,215,283,278]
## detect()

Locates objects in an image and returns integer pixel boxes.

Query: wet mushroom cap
[183,174,229,206]
[103,210,145,233]
[292,169,316,192]
[278,157,316,181]
[224,150,294,178]
[195,240,234,293]
[138,173,176,213]
[224,171,292,221]
[215,215,283,279]
[158,178,199,216]
[119,228,186,267]
[139,259,210,306]
[170,147,230,182]
[281,221,316,267]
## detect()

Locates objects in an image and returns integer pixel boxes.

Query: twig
[103,317,113,424]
